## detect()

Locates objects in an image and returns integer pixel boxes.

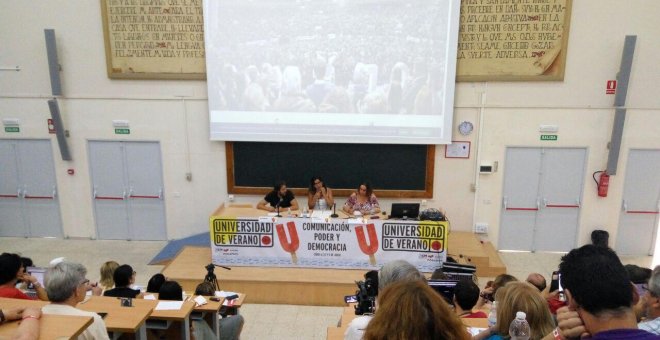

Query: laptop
[428,280,459,304]
[389,203,420,219]
[26,266,46,290]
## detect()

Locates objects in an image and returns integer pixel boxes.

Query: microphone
[331,202,339,218]
[275,197,283,217]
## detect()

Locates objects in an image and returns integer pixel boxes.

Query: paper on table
[143,294,157,300]
[215,290,238,297]
[467,327,486,336]
[155,301,184,310]
[193,295,207,306]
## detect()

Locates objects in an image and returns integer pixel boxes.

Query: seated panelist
[343,182,380,215]
[307,176,334,210]
[257,181,299,212]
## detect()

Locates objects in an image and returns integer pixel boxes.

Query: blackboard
[226,142,434,198]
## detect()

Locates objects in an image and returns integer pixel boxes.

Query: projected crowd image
[206,0,450,116]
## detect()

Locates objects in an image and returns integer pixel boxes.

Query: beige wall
[1,1,658,246]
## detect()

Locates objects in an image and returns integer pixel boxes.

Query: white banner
[209,216,448,272]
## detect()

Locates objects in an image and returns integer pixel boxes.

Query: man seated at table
[103,264,142,299]
[41,261,108,340]
[257,181,299,212]
[453,279,487,318]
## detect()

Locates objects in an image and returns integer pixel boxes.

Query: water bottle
[487,301,497,327]
[509,311,531,340]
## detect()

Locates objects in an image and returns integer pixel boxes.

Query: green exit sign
[115,128,130,134]
[5,126,19,133]
[540,134,558,141]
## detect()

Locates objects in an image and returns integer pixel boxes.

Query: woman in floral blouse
[343,182,380,215]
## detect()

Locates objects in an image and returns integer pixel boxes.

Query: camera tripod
[204,263,231,291]
[205,263,220,290]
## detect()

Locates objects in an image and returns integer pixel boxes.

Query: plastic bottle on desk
[509,311,531,340]
[487,301,497,327]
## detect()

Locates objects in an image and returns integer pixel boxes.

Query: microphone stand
[331,202,339,218]
[275,198,282,217]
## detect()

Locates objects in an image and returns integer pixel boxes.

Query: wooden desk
[148,300,195,340]
[76,296,155,340]
[0,298,93,340]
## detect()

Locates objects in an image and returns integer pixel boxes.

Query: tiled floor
[0,237,651,340]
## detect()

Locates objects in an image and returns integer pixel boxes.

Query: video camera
[348,270,379,315]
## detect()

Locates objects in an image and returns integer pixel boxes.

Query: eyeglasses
[80,279,90,286]
[314,181,321,185]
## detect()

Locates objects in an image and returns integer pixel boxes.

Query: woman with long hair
[307,176,334,210]
[343,181,380,215]
[363,280,470,340]
[475,281,555,340]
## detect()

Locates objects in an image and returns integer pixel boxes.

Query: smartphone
[210,296,221,302]
[557,273,566,301]
[549,271,560,292]
[344,295,358,303]
[119,297,133,307]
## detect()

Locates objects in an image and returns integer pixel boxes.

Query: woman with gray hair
[41,261,108,340]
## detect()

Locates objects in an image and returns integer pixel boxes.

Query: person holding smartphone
[543,245,657,340]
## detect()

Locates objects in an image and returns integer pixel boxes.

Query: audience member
[638,266,660,334]
[527,273,547,293]
[475,273,518,308]
[0,253,47,300]
[257,181,299,212]
[363,280,470,340]
[550,245,657,339]
[590,229,609,248]
[103,264,142,298]
[146,273,166,293]
[41,261,108,340]
[475,282,554,340]
[195,282,245,340]
[453,279,487,318]
[344,260,426,340]
[14,257,34,289]
[158,280,183,301]
[98,261,119,292]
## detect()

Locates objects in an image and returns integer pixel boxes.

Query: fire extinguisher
[593,171,609,197]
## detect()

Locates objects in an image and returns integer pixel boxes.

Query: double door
[89,141,167,240]
[616,149,660,255]
[0,139,63,237]
[499,147,586,252]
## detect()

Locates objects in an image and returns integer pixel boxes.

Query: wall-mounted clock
[458,121,474,136]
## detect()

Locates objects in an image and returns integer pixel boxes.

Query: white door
[499,148,541,251]
[89,141,167,240]
[0,139,63,237]
[499,147,586,252]
[616,149,660,255]
[534,148,586,252]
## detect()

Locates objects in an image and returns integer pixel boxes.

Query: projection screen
[204,0,460,144]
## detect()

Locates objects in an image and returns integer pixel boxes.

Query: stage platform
[160,231,506,306]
